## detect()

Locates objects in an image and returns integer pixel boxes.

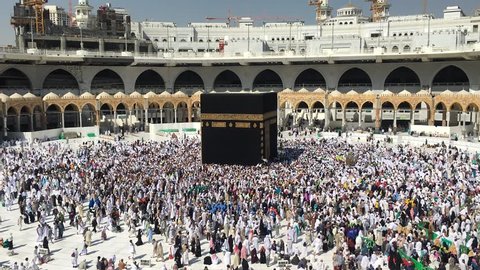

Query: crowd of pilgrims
[1,136,480,270]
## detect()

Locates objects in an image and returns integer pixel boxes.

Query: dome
[0,93,10,102]
[10,93,24,99]
[113,92,127,98]
[363,90,376,95]
[313,88,326,94]
[43,92,60,100]
[416,90,430,96]
[192,90,203,96]
[129,91,143,98]
[173,91,188,97]
[23,92,37,99]
[144,91,158,98]
[281,88,294,93]
[398,90,411,96]
[96,92,112,99]
[346,90,358,95]
[380,90,394,96]
[329,90,342,96]
[457,90,470,95]
[62,92,78,99]
[80,92,95,99]
[297,88,310,93]
[441,90,454,95]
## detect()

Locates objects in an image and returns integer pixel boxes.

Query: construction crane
[308,0,332,24]
[308,0,323,24]
[23,0,47,34]
[365,0,391,22]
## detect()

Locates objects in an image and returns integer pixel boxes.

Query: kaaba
[201,92,278,165]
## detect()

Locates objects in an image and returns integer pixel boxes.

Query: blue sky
[1,0,478,46]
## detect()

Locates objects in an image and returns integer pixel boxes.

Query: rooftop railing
[0,43,479,60]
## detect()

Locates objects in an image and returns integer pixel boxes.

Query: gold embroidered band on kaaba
[201,111,277,121]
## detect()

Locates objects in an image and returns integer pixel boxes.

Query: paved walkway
[0,134,342,270]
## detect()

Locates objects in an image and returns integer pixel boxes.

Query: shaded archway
[384,67,420,92]
[0,68,32,90]
[338,68,372,92]
[435,103,447,127]
[177,102,188,123]
[147,102,161,124]
[328,101,344,130]
[174,71,204,95]
[43,69,79,91]
[6,107,18,132]
[466,104,480,137]
[32,105,43,131]
[345,102,360,126]
[115,103,128,133]
[413,102,430,125]
[135,70,165,94]
[432,66,470,92]
[81,103,96,127]
[64,104,80,128]
[295,101,309,127]
[449,103,463,127]
[361,101,375,127]
[396,102,413,132]
[192,101,201,122]
[99,103,114,133]
[130,103,144,131]
[19,106,32,132]
[46,104,62,129]
[91,69,125,93]
[213,70,242,91]
[311,101,325,128]
[252,69,283,91]
[162,102,175,123]
[294,69,326,90]
[380,102,395,132]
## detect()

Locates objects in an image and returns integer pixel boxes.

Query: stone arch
[46,104,62,129]
[361,101,375,124]
[135,70,165,94]
[174,71,204,95]
[147,102,162,124]
[64,104,80,128]
[414,101,431,125]
[162,101,175,123]
[32,105,43,131]
[252,69,283,91]
[177,101,189,123]
[295,101,309,110]
[19,106,32,132]
[192,101,201,122]
[432,65,470,92]
[213,70,242,91]
[435,102,448,126]
[466,103,480,130]
[384,67,420,92]
[294,69,326,90]
[380,101,395,131]
[81,103,96,127]
[43,69,79,90]
[338,68,372,91]
[345,101,360,123]
[449,102,464,127]
[91,69,125,93]
[0,68,32,90]
[6,107,18,132]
